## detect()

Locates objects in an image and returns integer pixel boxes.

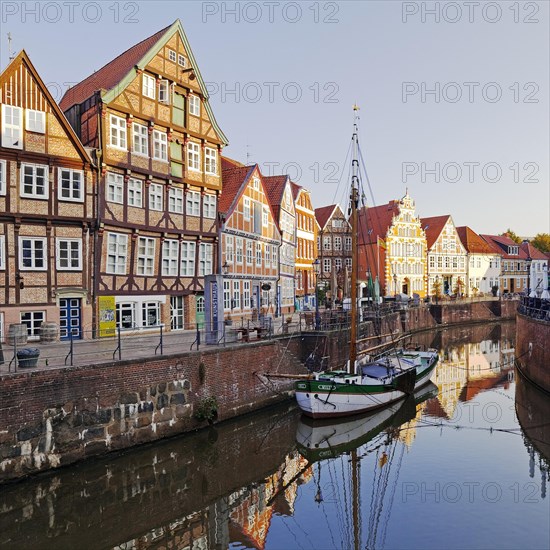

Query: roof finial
[7,32,14,61]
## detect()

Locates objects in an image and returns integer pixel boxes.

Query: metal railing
[518,296,550,321]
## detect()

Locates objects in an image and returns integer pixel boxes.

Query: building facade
[0,51,95,340]
[60,20,228,333]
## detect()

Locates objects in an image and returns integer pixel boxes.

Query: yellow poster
[98,296,116,338]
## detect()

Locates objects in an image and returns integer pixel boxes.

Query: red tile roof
[420,215,451,248]
[263,175,288,227]
[456,226,496,255]
[480,234,528,259]
[290,181,302,200]
[315,205,338,230]
[221,156,246,170]
[219,165,255,214]
[520,240,548,260]
[60,25,170,111]
[357,201,400,245]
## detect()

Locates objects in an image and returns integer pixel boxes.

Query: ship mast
[349,106,360,373]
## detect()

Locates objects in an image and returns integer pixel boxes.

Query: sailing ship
[295,107,438,418]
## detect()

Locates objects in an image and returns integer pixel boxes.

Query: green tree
[501,229,522,243]
[531,233,550,253]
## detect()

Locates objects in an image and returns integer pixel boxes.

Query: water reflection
[1,322,549,550]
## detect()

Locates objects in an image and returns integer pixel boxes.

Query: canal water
[0,322,548,550]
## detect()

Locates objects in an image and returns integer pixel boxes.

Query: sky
[1,0,548,237]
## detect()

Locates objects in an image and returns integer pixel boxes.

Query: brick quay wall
[516,313,550,392]
[0,300,518,483]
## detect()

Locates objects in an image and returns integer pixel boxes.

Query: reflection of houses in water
[398,399,430,448]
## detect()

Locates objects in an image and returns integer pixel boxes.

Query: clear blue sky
[1,1,548,236]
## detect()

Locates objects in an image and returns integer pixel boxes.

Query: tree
[531,233,550,253]
[501,229,522,243]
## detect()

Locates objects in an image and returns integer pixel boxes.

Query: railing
[518,296,550,321]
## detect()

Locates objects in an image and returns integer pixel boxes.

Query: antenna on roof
[246,143,251,166]
[7,32,15,61]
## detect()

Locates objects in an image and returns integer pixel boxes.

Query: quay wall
[0,300,517,483]
[516,313,550,392]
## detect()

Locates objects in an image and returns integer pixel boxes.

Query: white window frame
[0,159,7,195]
[1,104,23,149]
[19,237,47,270]
[21,163,48,199]
[109,114,127,150]
[256,242,262,267]
[199,242,213,276]
[189,95,200,116]
[159,80,170,105]
[149,183,164,211]
[243,281,251,309]
[243,197,251,220]
[25,109,46,133]
[58,168,83,202]
[132,123,148,156]
[236,237,243,264]
[137,237,155,276]
[153,129,168,161]
[142,302,161,327]
[106,233,128,275]
[168,49,177,62]
[323,258,331,273]
[203,194,216,219]
[162,239,179,276]
[226,235,234,264]
[187,141,200,172]
[106,172,124,204]
[246,241,253,265]
[142,74,156,100]
[0,235,5,269]
[262,207,269,227]
[232,280,240,309]
[186,190,200,216]
[168,187,183,214]
[180,241,196,276]
[56,238,82,270]
[127,178,143,208]
[178,54,186,67]
[204,147,218,175]
[20,311,45,340]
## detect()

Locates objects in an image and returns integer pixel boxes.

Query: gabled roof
[520,240,548,260]
[290,182,302,200]
[357,201,400,245]
[60,19,228,145]
[219,165,255,214]
[221,156,245,170]
[315,204,341,230]
[420,215,451,248]
[480,234,528,259]
[263,175,289,226]
[456,226,497,255]
[1,50,92,164]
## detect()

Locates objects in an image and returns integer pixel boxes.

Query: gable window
[252,177,260,190]
[243,197,251,220]
[159,80,170,105]
[178,54,186,67]
[226,235,234,264]
[56,238,82,270]
[128,178,143,207]
[21,163,48,198]
[236,237,243,264]
[162,239,179,276]
[180,241,196,276]
[132,123,148,156]
[110,114,127,149]
[203,194,216,218]
[186,190,201,216]
[58,168,83,202]
[106,172,124,204]
[187,141,200,171]
[149,183,164,211]
[142,74,156,99]
[199,243,213,276]
[0,235,5,269]
[0,159,7,195]
[137,237,155,276]
[1,104,22,149]
[168,187,183,213]
[205,147,218,175]
[26,109,46,133]
[106,233,128,274]
[168,49,177,62]
[189,95,200,116]
[19,237,46,270]
[262,207,269,227]
[153,129,168,161]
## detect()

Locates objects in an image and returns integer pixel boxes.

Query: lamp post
[435,275,440,305]
[393,273,397,298]
[366,267,371,305]
[526,253,532,297]
[313,258,321,330]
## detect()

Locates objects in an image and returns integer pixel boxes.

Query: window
[26,109,45,133]
[21,163,48,198]
[345,236,352,251]
[168,187,183,213]
[168,49,177,62]
[178,54,186,67]
[132,123,148,156]
[263,207,269,227]
[128,178,143,207]
[142,302,161,327]
[19,237,46,270]
[172,92,185,127]
[265,244,271,267]
[256,242,262,266]
[236,237,243,264]
[186,190,200,216]
[106,233,128,274]
[332,219,343,228]
[116,302,136,329]
[243,281,251,308]
[0,235,5,269]
[159,80,170,104]
[323,236,331,251]
[171,295,184,330]
[226,235,234,264]
[180,241,196,276]
[0,159,5,195]
[189,95,200,116]
[334,236,342,251]
[203,194,216,218]
[137,237,155,276]
[345,257,352,269]
[56,238,82,270]
[109,114,127,149]
[199,243,213,276]
[187,141,200,171]
[204,147,217,175]
[58,168,83,202]
[142,74,156,99]
[1,104,22,148]
[246,241,253,264]
[243,197,251,220]
[153,130,168,161]
[149,183,164,211]
[335,258,342,270]
[223,280,231,310]
[107,172,124,204]
[323,258,331,273]
[20,311,44,339]
[162,239,179,276]
[232,281,240,309]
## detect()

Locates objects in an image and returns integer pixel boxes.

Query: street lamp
[366,267,371,305]
[313,258,321,330]
[526,253,533,297]
[393,273,397,298]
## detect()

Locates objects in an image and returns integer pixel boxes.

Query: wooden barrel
[40,322,58,343]
[7,324,28,345]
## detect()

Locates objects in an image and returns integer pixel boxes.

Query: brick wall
[516,313,550,391]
